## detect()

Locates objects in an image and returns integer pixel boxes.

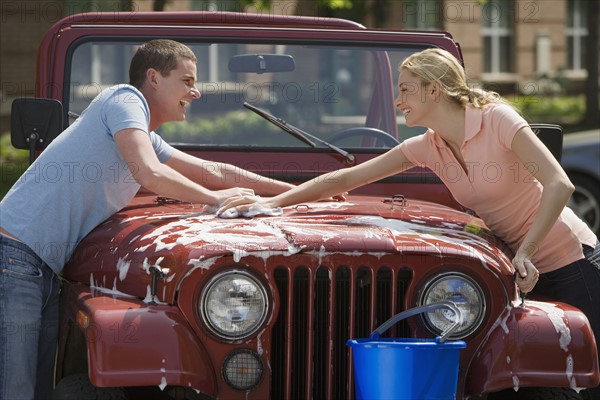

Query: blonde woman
[220,48,600,396]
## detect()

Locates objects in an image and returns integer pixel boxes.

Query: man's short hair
[129,39,197,89]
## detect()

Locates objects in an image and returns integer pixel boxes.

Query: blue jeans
[0,235,59,400]
[531,241,600,399]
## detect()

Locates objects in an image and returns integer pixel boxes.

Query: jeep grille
[271,265,412,399]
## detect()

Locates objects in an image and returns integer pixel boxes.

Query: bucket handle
[369,301,463,343]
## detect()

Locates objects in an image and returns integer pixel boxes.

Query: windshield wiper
[243,102,356,165]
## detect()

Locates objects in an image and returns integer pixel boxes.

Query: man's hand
[330,192,348,202]
[512,254,540,293]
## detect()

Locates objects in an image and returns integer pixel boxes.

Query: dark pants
[531,241,600,400]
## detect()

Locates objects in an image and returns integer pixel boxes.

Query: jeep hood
[64,195,512,303]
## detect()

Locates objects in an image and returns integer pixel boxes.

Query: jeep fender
[465,300,599,395]
[58,284,217,395]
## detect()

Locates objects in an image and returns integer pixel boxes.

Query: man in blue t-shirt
[0,39,293,400]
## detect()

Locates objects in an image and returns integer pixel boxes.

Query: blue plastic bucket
[347,302,466,400]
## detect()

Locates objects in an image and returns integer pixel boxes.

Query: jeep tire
[53,374,127,400]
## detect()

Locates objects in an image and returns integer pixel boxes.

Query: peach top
[400,103,596,273]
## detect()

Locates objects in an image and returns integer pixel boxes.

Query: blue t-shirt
[0,84,174,273]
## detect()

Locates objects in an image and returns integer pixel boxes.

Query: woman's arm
[511,126,575,292]
[219,145,414,212]
[165,148,295,195]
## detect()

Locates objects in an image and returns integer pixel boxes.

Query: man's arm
[114,128,254,204]
[165,147,295,196]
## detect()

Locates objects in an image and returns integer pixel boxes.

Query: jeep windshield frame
[37,13,463,206]
[63,36,434,151]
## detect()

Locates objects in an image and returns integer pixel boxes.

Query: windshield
[68,40,428,149]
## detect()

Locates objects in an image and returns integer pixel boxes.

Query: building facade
[387,0,592,96]
[0,0,597,133]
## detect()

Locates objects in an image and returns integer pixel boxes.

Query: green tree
[305,0,390,27]
[152,0,391,27]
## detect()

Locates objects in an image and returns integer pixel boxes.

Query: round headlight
[201,271,268,340]
[420,273,485,339]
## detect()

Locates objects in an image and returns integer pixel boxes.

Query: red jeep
[11,11,598,400]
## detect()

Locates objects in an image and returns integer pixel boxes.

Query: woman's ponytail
[400,49,511,110]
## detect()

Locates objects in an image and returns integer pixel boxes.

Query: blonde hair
[400,48,508,109]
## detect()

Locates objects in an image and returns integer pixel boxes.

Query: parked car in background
[562,129,600,236]
[10,11,599,400]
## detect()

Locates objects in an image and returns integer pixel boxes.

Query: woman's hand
[213,188,256,206]
[512,254,540,293]
[216,194,272,216]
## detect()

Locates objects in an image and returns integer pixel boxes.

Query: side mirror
[11,98,63,164]
[531,123,562,163]
[228,54,295,74]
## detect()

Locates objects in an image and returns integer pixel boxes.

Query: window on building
[481,0,514,73]
[403,0,443,30]
[566,0,588,70]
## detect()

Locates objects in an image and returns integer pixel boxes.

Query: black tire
[487,387,583,400]
[53,374,128,400]
[568,174,600,236]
